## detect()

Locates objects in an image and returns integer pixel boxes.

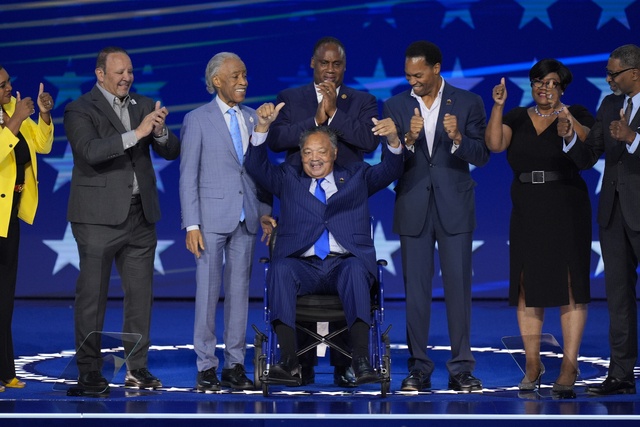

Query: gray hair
[205,52,242,94]
[610,44,640,69]
[298,126,338,150]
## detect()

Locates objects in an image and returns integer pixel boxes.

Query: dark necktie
[624,99,633,123]
[313,178,330,259]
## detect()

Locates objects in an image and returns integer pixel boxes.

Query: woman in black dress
[485,59,594,397]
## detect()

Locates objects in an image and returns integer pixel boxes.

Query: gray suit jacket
[64,85,180,225]
[179,99,270,234]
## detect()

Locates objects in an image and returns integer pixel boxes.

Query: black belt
[518,170,573,184]
[131,194,141,204]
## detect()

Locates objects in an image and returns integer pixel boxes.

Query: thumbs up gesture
[405,107,423,146]
[609,107,634,144]
[557,106,574,139]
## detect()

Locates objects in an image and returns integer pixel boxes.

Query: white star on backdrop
[511,77,536,107]
[373,221,401,276]
[45,71,94,107]
[593,159,605,195]
[591,241,604,277]
[43,223,174,275]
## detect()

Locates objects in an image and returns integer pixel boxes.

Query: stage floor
[2,299,639,426]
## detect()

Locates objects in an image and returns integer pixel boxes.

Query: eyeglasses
[605,67,636,79]
[530,79,560,89]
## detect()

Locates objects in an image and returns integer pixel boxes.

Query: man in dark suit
[64,46,180,395]
[246,109,405,385]
[266,36,380,387]
[383,41,489,392]
[565,44,640,395]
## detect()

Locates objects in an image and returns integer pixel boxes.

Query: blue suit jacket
[245,142,404,278]
[383,82,489,236]
[179,99,270,234]
[266,83,379,166]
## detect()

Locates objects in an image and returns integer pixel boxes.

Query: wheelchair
[252,222,392,397]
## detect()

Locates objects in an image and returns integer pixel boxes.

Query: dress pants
[401,193,475,376]
[0,192,21,380]
[193,221,254,372]
[599,193,640,380]
[268,254,373,336]
[71,199,157,374]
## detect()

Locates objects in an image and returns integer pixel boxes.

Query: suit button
[239,191,243,195]
[0,194,5,198]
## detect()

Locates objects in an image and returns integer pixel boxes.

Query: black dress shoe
[301,365,315,386]
[334,366,357,388]
[125,368,162,389]
[352,356,379,385]
[401,370,431,391]
[221,364,254,390]
[196,367,221,392]
[587,377,636,395]
[448,372,482,392]
[78,370,110,394]
[268,356,302,386]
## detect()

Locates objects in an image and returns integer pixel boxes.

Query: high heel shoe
[552,370,579,399]
[518,364,545,391]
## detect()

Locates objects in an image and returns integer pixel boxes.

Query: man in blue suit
[266,36,380,387]
[383,41,489,392]
[179,52,271,392]
[246,111,405,385]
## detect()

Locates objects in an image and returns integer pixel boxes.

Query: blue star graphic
[515,0,558,29]
[363,2,399,28]
[591,241,604,276]
[353,58,406,102]
[593,159,605,195]
[45,71,94,107]
[511,77,535,107]
[443,58,484,92]
[438,0,480,28]
[587,77,615,110]
[593,0,634,29]
[278,64,312,89]
[42,144,74,192]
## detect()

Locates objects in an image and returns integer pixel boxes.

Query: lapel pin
[249,116,254,123]
[341,94,347,99]
[130,99,137,105]
[339,177,345,183]
[446,99,452,105]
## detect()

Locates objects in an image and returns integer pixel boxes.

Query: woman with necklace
[0,65,54,392]
[485,59,594,398]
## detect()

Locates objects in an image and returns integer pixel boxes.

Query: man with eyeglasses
[565,44,640,395]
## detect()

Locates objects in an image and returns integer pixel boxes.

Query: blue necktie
[228,108,245,222]
[228,108,244,164]
[314,178,330,259]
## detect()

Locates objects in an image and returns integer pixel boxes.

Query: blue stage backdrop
[2,0,637,299]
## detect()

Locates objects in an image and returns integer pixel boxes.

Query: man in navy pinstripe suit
[246,109,405,385]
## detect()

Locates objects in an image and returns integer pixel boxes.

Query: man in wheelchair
[246,104,406,386]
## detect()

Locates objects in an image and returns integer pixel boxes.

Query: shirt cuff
[626,133,640,154]
[186,225,199,232]
[251,131,267,146]
[388,143,403,155]
[122,130,138,150]
[562,132,577,152]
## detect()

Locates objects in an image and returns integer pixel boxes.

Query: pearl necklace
[534,104,564,118]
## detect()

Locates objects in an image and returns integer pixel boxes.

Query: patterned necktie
[313,178,330,259]
[625,99,633,123]
[228,108,244,164]
[228,108,245,222]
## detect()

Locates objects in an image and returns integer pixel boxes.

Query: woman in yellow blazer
[0,65,54,392]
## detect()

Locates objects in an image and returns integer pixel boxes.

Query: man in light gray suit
[179,52,272,392]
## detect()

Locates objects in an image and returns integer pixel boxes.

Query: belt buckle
[531,171,545,184]
[14,184,24,193]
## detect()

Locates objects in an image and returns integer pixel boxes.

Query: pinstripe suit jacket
[245,141,404,278]
[179,99,270,234]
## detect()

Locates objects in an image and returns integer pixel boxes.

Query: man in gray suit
[179,52,272,392]
[64,46,180,395]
